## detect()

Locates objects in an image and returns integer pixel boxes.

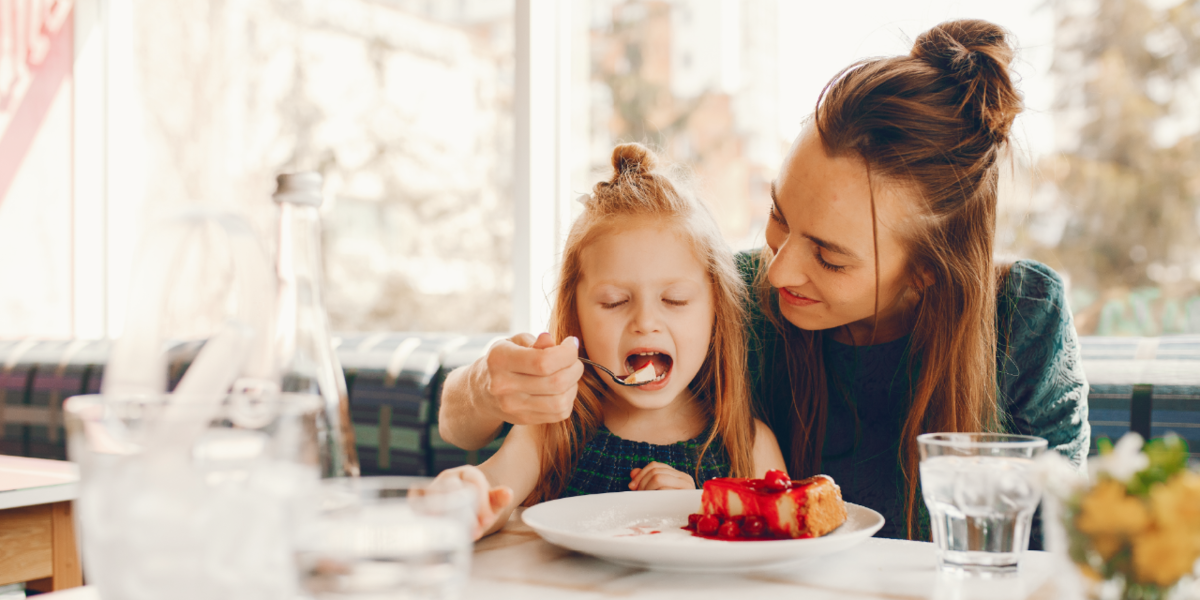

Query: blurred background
[2,0,1198,339]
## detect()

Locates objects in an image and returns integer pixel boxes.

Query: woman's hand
[629,462,696,491]
[438,332,584,450]
[431,465,514,540]
[483,333,584,425]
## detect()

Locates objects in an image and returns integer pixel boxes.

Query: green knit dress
[562,426,730,497]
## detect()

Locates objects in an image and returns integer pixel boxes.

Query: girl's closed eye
[663,298,688,307]
[600,298,628,309]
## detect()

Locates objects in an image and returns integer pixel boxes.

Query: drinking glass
[918,433,1048,577]
[295,477,477,600]
[64,392,323,600]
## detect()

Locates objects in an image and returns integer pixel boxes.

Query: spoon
[578,357,655,387]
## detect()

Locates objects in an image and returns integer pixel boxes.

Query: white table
[39,508,1065,600]
[0,455,82,592]
[467,509,1063,599]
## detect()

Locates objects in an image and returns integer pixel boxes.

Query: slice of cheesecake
[623,361,657,385]
[698,471,847,539]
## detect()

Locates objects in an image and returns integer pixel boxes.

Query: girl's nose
[767,235,812,289]
[630,299,663,334]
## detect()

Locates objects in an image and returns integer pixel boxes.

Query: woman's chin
[779,304,830,331]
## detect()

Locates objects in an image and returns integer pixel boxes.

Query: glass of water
[295,477,477,600]
[65,392,323,600]
[918,433,1048,577]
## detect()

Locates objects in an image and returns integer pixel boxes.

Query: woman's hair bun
[912,19,1022,142]
[611,143,657,177]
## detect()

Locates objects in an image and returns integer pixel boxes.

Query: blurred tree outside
[1030,0,1200,335]
[585,0,780,251]
[132,0,515,333]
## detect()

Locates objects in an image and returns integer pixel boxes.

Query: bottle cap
[272,172,324,207]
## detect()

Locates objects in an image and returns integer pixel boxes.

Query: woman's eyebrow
[771,180,860,261]
[769,181,785,221]
[803,233,860,260]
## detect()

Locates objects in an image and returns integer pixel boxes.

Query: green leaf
[1127,435,1189,496]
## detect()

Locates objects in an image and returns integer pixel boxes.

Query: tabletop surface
[35,508,1066,600]
[466,509,1062,600]
[0,455,79,510]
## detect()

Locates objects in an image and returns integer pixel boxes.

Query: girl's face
[576,219,715,411]
[765,125,920,343]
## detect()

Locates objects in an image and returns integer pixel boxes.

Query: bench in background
[1,334,1197,471]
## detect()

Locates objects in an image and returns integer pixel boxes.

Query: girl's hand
[629,462,696,491]
[431,465,514,540]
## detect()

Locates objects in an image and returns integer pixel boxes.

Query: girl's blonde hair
[525,143,755,504]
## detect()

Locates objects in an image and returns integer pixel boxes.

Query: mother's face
[764,125,920,343]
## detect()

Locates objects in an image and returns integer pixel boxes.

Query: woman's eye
[768,204,786,227]
[600,300,627,309]
[814,249,847,273]
[663,298,688,307]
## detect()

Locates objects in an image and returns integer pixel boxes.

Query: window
[2,0,1196,338]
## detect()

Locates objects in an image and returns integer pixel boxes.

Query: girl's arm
[475,424,544,536]
[434,424,545,539]
[750,418,788,477]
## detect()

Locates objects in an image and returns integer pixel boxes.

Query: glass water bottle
[273,172,360,477]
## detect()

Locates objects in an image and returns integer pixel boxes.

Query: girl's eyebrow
[770,180,860,260]
[591,278,702,289]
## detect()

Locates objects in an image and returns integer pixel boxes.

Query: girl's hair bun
[611,143,657,177]
[912,19,1022,142]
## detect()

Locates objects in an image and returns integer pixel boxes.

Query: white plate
[521,489,884,572]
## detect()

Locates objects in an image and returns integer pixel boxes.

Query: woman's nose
[767,236,811,289]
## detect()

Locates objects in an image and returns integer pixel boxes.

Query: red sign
[0,0,74,202]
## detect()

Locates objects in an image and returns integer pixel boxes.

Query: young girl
[435,143,786,538]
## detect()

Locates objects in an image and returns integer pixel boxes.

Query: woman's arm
[997,261,1090,473]
[751,418,788,477]
[438,333,583,450]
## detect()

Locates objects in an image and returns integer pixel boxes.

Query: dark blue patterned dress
[562,426,730,497]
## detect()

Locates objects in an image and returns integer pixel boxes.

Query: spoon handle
[577,357,648,387]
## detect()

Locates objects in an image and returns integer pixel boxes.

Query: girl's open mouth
[624,351,673,385]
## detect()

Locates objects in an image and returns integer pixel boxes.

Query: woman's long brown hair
[756,20,1023,538]
[526,143,756,504]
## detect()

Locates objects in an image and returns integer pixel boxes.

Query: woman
[437,19,1088,540]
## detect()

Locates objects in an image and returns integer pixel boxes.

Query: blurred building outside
[129,0,517,333]
[0,0,1197,341]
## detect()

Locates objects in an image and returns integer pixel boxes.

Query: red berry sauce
[684,473,820,541]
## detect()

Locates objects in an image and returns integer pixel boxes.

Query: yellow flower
[1090,533,1124,562]
[1076,480,1151,536]
[1078,563,1104,582]
[1132,527,1200,587]
[1149,472,1200,532]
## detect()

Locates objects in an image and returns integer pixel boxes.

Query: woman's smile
[777,287,820,307]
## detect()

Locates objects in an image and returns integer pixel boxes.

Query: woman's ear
[911,267,935,291]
